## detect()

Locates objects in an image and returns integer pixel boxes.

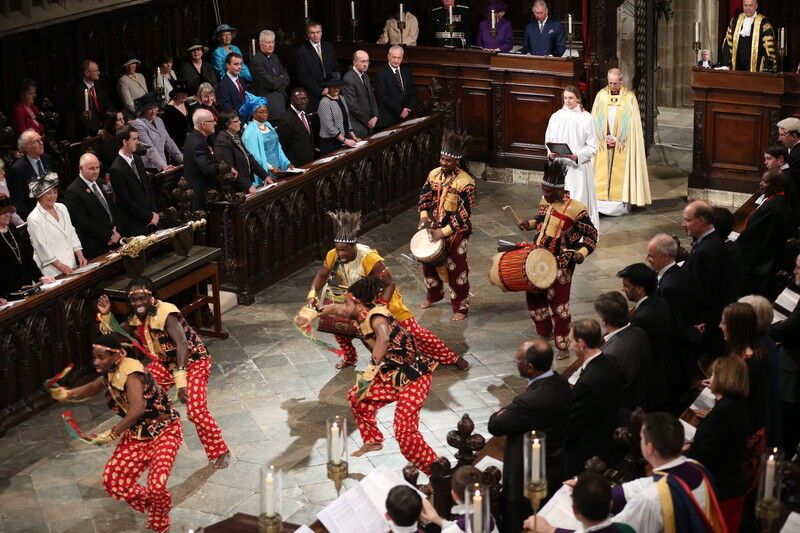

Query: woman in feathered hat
[211,24,252,82]
[240,92,292,184]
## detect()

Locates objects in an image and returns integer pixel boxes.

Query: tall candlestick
[351,1,355,19]
[531,440,541,482]
[568,14,573,35]
[304,0,308,18]
[399,3,404,21]
[764,455,776,497]
[694,21,700,43]
[779,27,786,50]
[265,472,275,517]
[448,5,453,24]
[84,89,89,112]
[331,422,341,465]
[473,490,483,533]
[251,39,256,57]
[491,10,496,30]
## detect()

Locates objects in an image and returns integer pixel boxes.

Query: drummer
[305,210,469,370]
[517,161,598,360]
[418,129,476,321]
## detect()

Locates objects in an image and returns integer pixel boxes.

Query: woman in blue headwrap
[240,93,292,184]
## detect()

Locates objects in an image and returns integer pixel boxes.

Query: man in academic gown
[719,0,776,72]
[591,69,651,217]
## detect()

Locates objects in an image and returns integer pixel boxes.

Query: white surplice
[545,105,600,227]
[26,202,83,277]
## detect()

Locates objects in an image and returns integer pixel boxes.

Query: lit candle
[473,490,483,533]
[448,5,453,24]
[399,3,404,21]
[568,14,573,34]
[531,440,541,482]
[84,89,89,112]
[331,422,341,465]
[251,38,256,56]
[265,471,275,517]
[694,22,700,43]
[351,1,355,20]
[779,27,786,50]
[491,10,496,30]
[764,454,776,498]
[155,68,160,89]
[304,0,308,18]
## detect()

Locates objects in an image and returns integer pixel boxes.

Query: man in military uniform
[428,0,471,48]
[719,0,776,72]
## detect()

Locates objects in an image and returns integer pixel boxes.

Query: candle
[568,14,573,34]
[764,455,776,498]
[84,89,89,112]
[331,422,341,465]
[694,22,700,43]
[531,440,541,482]
[473,490,483,533]
[265,471,275,517]
[448,5,453,24]
[304,0,308,18]
[155,68,159,89]
[491,10,496,30]
[251,38,256,57]
[351,1,355,20]
[399,3,404,21]
[780,27,786,50]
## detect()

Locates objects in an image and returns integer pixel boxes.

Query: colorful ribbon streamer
[296,324,346,357]
[61,411,97,444]
[44,363,74,389]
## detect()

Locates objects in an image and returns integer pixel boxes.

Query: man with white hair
[183,109,219,210]
[777,116,800,214]
[250,29,290,120]
[7,129,51,219]
[521,0,566,57]
[63,152,120,260]
[696,49,716,68]
[719,0,776,72]
[591,68,651,217]
[375,46,416,130]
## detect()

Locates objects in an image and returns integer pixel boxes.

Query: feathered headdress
[440,129,472,159]
[541,160,567,189]
[328,210,361,244]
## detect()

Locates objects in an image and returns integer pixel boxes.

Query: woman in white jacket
[545,85,600,228]
[26,173,86,277]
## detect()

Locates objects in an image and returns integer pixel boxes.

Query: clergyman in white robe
[545,104,599,228]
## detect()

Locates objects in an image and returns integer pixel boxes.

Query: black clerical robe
[719,13,776,72]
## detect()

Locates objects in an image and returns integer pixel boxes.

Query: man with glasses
[8,129,51,219]
[183,109,219,210]
[251,29,290,120]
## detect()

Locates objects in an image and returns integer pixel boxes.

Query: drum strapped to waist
[488,244,557,292]
[409,228,448,266]
[317,285,360,337]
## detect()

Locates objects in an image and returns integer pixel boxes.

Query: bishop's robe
[719,12,776,72]
[591,85,651,215]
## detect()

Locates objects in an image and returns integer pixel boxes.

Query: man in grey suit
[342,50,379,139]
[250,29,290,120]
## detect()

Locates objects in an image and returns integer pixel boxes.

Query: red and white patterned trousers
[422,231,470,314]
[102,421,182,532]
[335,317,459,366]
[525,266,574,352]
[148,358,228,461]
[348,372,437,475]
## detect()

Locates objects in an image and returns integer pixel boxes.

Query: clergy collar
[604,323,630,341]
[657,261,676,281]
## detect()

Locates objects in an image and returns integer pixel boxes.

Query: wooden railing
[205,114,444,304]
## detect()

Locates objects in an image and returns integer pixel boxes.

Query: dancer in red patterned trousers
[306,210,469,370]
[418,129,476,321]
[97,276,231,468]
[296,277,439,475]
[518,161,598,359]
[50,334,182,532]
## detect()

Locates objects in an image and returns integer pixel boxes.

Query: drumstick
[503,205,523,226]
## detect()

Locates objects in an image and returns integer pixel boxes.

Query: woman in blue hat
[211,24,252,82]
[240,93,292,184]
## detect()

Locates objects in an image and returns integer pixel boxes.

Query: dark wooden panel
[709,110,764,169]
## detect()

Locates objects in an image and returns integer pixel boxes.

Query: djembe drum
[488,245,557,292]
[409,229,448,266]
[317,285,359,337]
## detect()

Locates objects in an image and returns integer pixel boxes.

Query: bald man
[63,152,120,259]
[342,50,379,139]
[719,0,776,72]
[488,339,571,532]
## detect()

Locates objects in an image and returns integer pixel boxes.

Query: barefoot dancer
[97,276,231,468]
[306,210,468,370]
[50,335,182,532]
[296,277,439,474]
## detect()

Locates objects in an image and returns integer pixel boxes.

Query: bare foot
[336,360,356,370]
[454,356,470,371]
[451,312,467,321]
[420,300,432,309]
[213,450,231,469]
[351,443,383,457]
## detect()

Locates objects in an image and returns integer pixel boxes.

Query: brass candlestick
[692,40,701,53]
[490,27,497,38]
[351,18,358,43]
[567,31,575,55]
[257,513,282,533]
[525,480,548,530]
[328,460,349,494]
[755,498,781,529]
[446,22,455,34]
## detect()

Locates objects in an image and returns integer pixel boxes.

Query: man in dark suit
[109,125,159,237]
[618,263,672,411]
[295,21,340,112]
[565,319,622,476]
[277,88,316,167]
[72,60,110,139]
[342,50,379,139]
[8,129,51,219]
[63,152,120,259]
[521,0,566,56]
[777,116,800,213]
[488,339,570,533]
[375,46,416,130]
[216,52,248,119]
[680,200,730,357]
[593,292,650,420]
[250,30,290,120]
[183,109,219,210]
